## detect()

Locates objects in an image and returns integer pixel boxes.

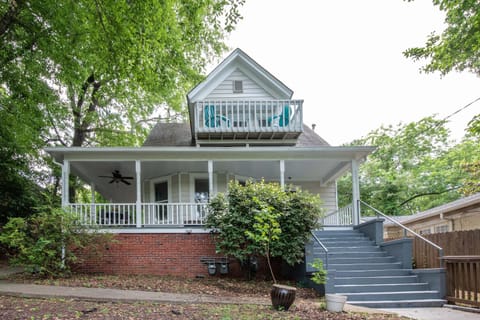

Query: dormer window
[233,80,243,93]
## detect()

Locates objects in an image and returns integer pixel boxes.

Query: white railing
[194,100,303,133]
[69,203,137,226]
[68,203,208,227]
[142,203,208,226]
[322,204,354,226]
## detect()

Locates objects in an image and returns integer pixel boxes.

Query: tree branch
[0,0,23,38]
[399,186,460,207]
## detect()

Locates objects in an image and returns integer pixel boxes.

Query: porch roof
[46,145,375,164]
[46,145,374,200]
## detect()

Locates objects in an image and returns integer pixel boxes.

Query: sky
[209,0,479,146]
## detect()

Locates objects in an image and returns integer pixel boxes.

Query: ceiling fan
[99,170,134,185]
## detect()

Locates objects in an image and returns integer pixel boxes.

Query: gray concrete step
[329,256,396,264]
[335,275,419,285]
[319,246,382,253]
[327,251,388,258]
[335,282,429,294]
[319,240,375,247]
[347,299,447,308]
[329,262,402,271]
[334,269,413,277]
[343,290,441,301]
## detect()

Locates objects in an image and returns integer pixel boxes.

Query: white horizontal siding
[296,181,337,213]
[207,69,274,100]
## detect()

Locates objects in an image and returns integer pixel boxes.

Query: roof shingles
[143,123,330,147]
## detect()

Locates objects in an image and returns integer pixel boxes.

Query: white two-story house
[46,48,374,277]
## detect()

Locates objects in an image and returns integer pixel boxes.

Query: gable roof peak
[187,48,293,102]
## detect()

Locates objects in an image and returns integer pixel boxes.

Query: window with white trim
[435,224,449,233]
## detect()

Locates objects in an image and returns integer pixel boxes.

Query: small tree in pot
[206,180,323,311]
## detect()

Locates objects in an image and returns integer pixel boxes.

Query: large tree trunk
[68,74,101,202]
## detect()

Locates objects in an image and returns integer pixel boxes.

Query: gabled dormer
[187,48,303,146]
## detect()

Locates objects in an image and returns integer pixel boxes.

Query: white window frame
[233,80,243,93]
[189,173,217,203]
[149,176,172,203]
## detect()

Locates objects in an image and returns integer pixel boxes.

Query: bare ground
[1,273,412,320]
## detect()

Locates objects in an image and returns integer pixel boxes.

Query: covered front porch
[47,146,374,231]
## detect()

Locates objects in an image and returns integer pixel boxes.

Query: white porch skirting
[68,203,208,227]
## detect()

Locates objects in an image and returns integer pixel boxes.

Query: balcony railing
[193,100,303,142]
[69,203,208,227]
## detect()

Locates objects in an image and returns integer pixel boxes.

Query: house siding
[216,173,228,194]
[206,69,274,100]
[180,173,189,202]
[295,181,337,213]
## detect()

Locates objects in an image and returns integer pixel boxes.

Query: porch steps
[308,229,446,308]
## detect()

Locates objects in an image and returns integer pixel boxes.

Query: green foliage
[309,258,327,285]
[404,0,480,77]
[1,0,244,205]
[0,207,113,277]
[245,205,282,283]
[206,180,323,279]
[404,0,479,143]
[338,116,480,215]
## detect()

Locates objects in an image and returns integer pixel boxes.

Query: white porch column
[279,160,285,189]
[208,160,214,198]
[61,160,70,207]
[90,183,96,203]
[90,183,96,224]
[351,159,361,225]
[135,160,142,228]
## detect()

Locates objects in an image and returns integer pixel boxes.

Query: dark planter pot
[270,284,296,311]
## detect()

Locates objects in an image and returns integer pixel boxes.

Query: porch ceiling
[70,158,351,202]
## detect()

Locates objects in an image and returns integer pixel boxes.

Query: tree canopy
[0,0,244,222]
[338,116,480,216]
[1,0,244,148]
[404,0,480,77]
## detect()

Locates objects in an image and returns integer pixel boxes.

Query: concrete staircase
[307,229,446,308]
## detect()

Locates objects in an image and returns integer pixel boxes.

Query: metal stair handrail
[359,200,444,267]
[310,231,329,270]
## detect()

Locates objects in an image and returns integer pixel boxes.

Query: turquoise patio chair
[204,105,231,128]
[267,105,291,127]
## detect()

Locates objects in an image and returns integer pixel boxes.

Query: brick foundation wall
[75,233,279,279]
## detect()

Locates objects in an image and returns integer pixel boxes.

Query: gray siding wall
[206,69,273,100]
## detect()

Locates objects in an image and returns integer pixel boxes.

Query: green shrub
[0,206,113,277]
[310,258,327,285]
[206,180,323,279]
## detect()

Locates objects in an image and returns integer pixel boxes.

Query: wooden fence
[412,230,480,269]
[443,256,480,308]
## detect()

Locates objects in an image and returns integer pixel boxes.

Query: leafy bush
[310,258,327,285]
[0,206,113,277]
[206,180,323,279]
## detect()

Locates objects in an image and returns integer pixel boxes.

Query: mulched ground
[2,273,412,320]
[9,273,319,299]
